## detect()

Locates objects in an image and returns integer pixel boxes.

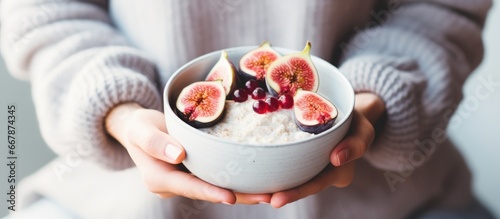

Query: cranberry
[253,100,268,114]
[251,87,266,100]
[233,88,248,102]
[244,80,259,93]
[279,94,294,109]
[265,97,280,112]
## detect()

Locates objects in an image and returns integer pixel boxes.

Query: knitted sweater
[0,0,492,218]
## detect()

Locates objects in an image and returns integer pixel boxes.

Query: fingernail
[336,149,349,165]
[165,144,181,161]
[258,201,269,204]
[222,201,233,205]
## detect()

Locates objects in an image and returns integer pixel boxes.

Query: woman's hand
[105,102,271,205]
[270,93,386,208]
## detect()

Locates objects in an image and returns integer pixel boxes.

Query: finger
[270,163,355,208]
[127,144,236,204]
[331,111,374,166]
[354,93,385,125]
[155,171,236,204]
[234,193,272,205]
[135,128,186,164]
[128,111,186,164]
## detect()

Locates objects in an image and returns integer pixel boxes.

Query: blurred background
[0,3,499,218]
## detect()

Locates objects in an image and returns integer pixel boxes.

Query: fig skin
[206,50,240,100]
[175,81,226,128]
[176,109,226,128]
[239,41,281,90]
[294,116,336,134]
[265,41,319,97]
[293,89,337,134]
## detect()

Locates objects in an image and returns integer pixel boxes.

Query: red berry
[279,94,294,109]
[251,87,266,100]
[233,88,248,102]
[253,100,268,114]
[245,80,259,93]
[265,97,280,112]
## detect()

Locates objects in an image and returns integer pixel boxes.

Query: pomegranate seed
[251,87,266,99]
[279,94,294,109]
[233,88,248,102]
[253,100,268,114]
[265,97,280,112]
[245,80,259,93]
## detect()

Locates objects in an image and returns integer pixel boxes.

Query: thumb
[128,109,186,164]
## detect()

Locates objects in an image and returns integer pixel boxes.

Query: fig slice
[266,41,318,96]
[176,81,226,128]
[239,41,281,88]
[293,89,337,134]
[205,50,239,99]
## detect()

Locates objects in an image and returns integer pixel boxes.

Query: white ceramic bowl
[164,46,354,193]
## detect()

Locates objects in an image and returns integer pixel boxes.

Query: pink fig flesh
[239,41,281,90]
[293,89,337,134]
[266,41,318,96]
[176,81,226,128]
[239,41,281,80]
[206,50,239,99]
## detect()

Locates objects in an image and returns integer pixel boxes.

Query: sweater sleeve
[1,0,162,169]
[338,0,491,171]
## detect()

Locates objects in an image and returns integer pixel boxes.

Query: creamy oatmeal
[201,100,314,144]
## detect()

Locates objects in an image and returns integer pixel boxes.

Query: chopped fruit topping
[265,97,280,112]
[175,81,226,128]
[205,50,239,99]
[278,94,294,109]
[245,80,259,93]
[293,90,337,134]
[239,41,282,81]
[253,100,268,114]
[233,88,248,103]
[176,41,334,133]
[265,41,319,96]
[251,87,266,100]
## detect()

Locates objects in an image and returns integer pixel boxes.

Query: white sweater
[0,0,492,218]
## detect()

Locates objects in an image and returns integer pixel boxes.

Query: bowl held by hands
[164,46,354,193]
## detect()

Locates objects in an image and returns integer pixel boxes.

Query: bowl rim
[163,45,355,148]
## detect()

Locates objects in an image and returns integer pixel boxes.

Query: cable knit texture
[0,0,492,218]
[338,2,487,171]
[1,0,162,169]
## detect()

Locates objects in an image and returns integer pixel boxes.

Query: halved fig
[266,41,318,96]
[176,81,226,128]
[239,41,281,89]
[293,89,337,134]
[206,50,239,99]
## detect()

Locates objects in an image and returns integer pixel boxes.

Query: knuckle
[156,193,174,199]
[141,172,164,194]
[334,164,355,188]
[336,177,353,188]
[156,194,168,198]
[335,173,354,188]
[140,130,164,155]
[348,138,367,159]
[140,168,177,197]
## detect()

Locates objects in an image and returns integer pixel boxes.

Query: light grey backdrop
[0,4,499,218]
